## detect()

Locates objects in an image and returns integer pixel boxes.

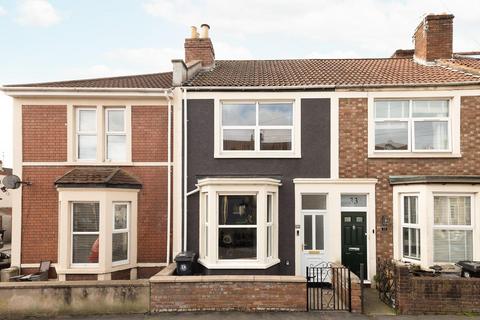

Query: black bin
[174,251,197,276]
[457,261,480,278]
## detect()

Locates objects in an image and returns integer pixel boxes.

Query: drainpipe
[165,91,172,264]
[182,87,188,252]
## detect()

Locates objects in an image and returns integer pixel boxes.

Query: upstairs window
[77,109,97,161]
[106,109,127,162]
[218,101,300,158]
[374,99,450,152]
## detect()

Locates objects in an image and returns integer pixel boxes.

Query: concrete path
[52,312,480,320]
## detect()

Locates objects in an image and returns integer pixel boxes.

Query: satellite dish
[2,175,25,189]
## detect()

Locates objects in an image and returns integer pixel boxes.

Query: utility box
[174,251,197,276]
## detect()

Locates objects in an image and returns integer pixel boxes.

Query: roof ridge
[4,71,173,88]
[215,57,413,62]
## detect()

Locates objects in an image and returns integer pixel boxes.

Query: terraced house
[2,13,480,295]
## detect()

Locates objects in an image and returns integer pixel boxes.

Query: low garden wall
[395,261,480,314]
[0,280,149,317]
[150,264,307,312]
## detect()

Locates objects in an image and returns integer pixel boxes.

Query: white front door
[300,194,328,276]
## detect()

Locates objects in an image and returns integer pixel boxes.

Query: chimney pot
[200,24,210,38]
[190,26,198,39]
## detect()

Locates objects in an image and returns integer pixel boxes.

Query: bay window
[112,203,129,264]
[72,202,100,265]
[216,100,300,158]
[374,99,451,153]
[198,178,280,269]
[401,195,420,260]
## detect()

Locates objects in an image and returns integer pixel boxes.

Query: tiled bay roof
[185,58,480,88]
[55,167,142,189]
[4,72,172,89]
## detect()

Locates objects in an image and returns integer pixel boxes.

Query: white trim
[294,179,377,280]
[197,177,282,187]
[11,99,23,268]
[214,99,301,158]
[136,262,168,267]
[112,202,130,266]
[21,162,172,166]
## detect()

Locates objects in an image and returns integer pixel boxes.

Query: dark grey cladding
[186,98,330,275]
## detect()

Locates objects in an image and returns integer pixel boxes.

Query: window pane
[403,196,417,224]
[341,195,367,207]
[218,195,256,225]
[222,104,256,126]
[304,215,312,250]
[434,196,471,225]
[112,232,128,262]
[375,100,409,119]
[302,195,326,210]
[78,135,97,160]
[260,129,291,150]
[267,226,272,257]
[78,109,96,132]
[114,204,128,230]
[218,228,256,259]
[223,129,255,150]
[107,135,126,161]
[205,194,209,223]
[259,103,293,125]
[73,203,99,232]
[434,230,473,262]
[374,121,408,150]
[267,194,272,222]
[414,121,448,150]
[410,228,418,257]
[315,215,324,250]
[412,100,449,118]
[402,227,409,258]
[107,110,125,132]
[73,235,98,264]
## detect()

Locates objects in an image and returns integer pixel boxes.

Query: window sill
[214,152,301,159]
[368,152,461,159]
[57,262,134,275]
[198,258,281,270]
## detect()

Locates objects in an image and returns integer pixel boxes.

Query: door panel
[341,212,367,277]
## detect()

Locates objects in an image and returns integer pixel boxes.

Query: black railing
[306,262,352,311]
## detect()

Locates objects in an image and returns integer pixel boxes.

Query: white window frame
[301,194,327,252]
[76,108,97,161]
[266,193,274,258]
[112,202,130,266]
[71,201,100,268]
[373,99,451,154]
[215,100,301,158]
[400,194,421,261]
[73,105,131,164]
[197,178,281,269]
[432,194,474,264]
[368,94,461,158]
[105,108,127,162]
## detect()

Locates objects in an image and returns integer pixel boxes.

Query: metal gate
[306,262,352,311]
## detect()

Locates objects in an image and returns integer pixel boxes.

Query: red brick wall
[66,274,98,281]
[132,106,169,162]
[21,167,67,263]
[23,106,67,162]
[339,96,480,261]
[150,279,306,312]
[184,38,215,67]
[111,268,131,280]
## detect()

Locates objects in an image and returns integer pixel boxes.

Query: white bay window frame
[368,95,461,158]
[198,178,281,269]
[393,184,479,268]
[112,202,130,266]
[57,189,138,277]
[215,100,301,158]
[400,194,421,261]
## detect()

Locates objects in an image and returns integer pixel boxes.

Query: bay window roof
[55,167,142,189]
[389,175,480,185]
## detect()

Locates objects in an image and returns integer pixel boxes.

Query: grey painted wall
[186,98,330,275]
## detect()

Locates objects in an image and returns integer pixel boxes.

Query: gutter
[182,87,188,252]
[165,92,173,265]
[0,86,174,97]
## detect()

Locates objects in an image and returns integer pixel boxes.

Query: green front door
[341,212,367,277]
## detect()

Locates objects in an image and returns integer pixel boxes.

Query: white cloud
[0,6,7,16]
[143,0,480,57]
[215,42,253,60]
[105,47,183,72]
[16,0,61,27]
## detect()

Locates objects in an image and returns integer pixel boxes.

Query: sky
[0,0,479,168]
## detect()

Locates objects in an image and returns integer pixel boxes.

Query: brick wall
[184,38,215,67]
[150,275,306,312]
[339,96,480,261]
[394,263,480,314]
[132,106,169,162]
[414,14,453,61]
[23,106,67,162]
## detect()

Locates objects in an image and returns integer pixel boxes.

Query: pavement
[48,312,480,320]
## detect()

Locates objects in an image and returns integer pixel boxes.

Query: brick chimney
[184,24,215,68]
[413,14,454,63]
